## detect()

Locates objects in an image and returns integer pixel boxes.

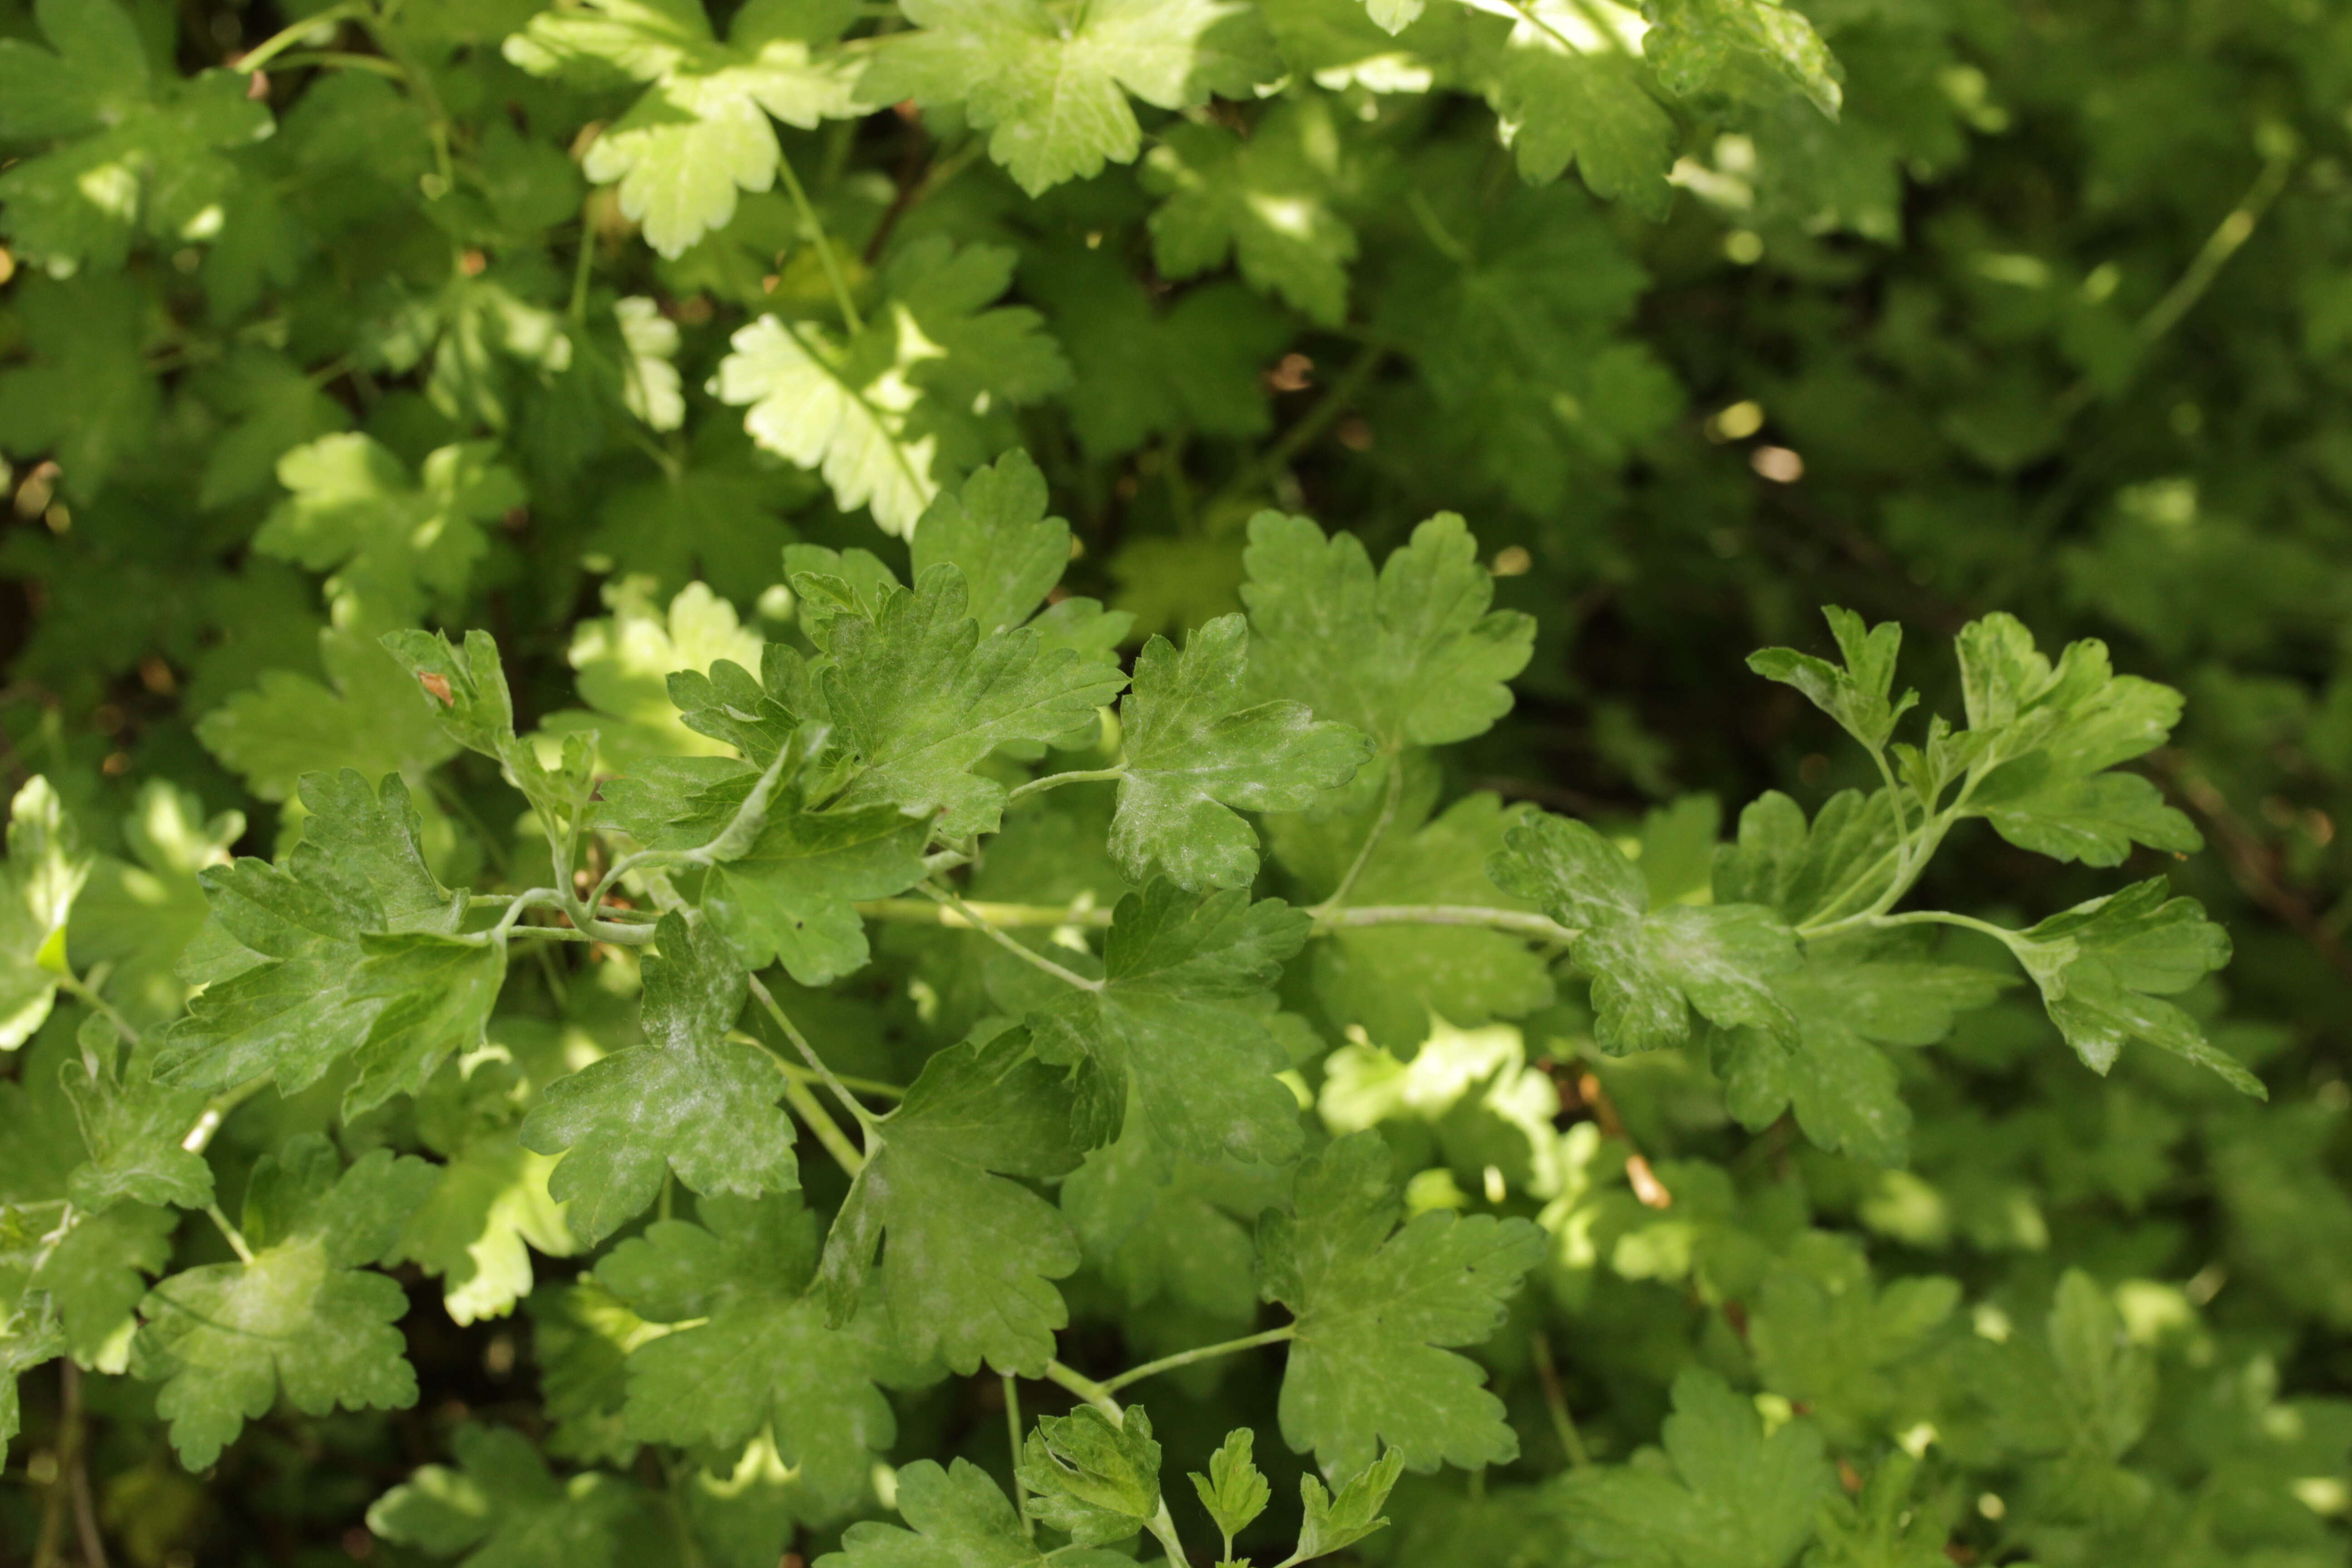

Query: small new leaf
[821,1457,1131,1568]
[1749,606,1917,754]
[1191,1428,1272,1546]
[1294,1447,1405,1561]
[1018,1403,1164,1546]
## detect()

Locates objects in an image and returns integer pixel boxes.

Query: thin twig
[1006,1374,1034,1543]
[1311,757,1405,929]
[746,972,877,1130]
[778,148,863,336]
[919,883,1103,992]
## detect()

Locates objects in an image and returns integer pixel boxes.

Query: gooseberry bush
[3,1,2349,1566]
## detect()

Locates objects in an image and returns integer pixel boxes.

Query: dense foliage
[3,0,2349,1565]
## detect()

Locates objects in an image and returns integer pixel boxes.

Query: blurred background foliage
[3,0,2352,1563]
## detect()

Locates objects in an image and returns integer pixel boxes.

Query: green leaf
[1061,1125,1271,1328]
[646,732,930,985]
[1242,511,1535,751]
[1947,616,2199,867]
[526,1282,659,1467]
[1144,100,1359,325]
[382,627,592,832]
[820,1457,1131,1568]
[1295,1446,1405,1560]
[1804,1451,1953,1568]
[1712,789,1901,930]
[1483,5,1676,216]
[1112,614,1372,892]
[1641,0,1842,117]
[368,1423,647,1568]
[1,1307,65,1464]
[817,1025,1084,1375]
[865,0,1280,196]
[198,626,463,805]
[1714,931,2011,1166]
[1024,244,1289,463]
[67,781,245,1030]
[505,0,865,257]
[1190,1428,1272,1545]
[907,449,1070,637]
[1258,1131,1544,1475]
[714,239,1070,535]
[1557,1366,1834,1568]
[392,1131,578,1327]
[0,0,149,142]
[132,1136,438,1470]
[1017,1402,1164,1546]
[254,436,524,627]
[20,1201,177,1373]
[2010,879,2258,1096]
[59,1034,214,1213]
[156,770,476,1103]
[0,777,89,1052]
[344,934,509,1115]
[821,565,1129,836]
[1490,812,1801,1053]
[0,274,158,501]
[1748,606,1918,754]
[1016,881,1310,1164]
[596,1193,922,1513]
[1279,779,1556,1048]
[1746,1233,1960,1446]
[0,0,271,275]
[521,913,798,1244]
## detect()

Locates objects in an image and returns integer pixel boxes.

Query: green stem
[1040,1359,1121,1418]
[206,1204,256,1265]
[858,897,1113,928]
[55,970,141,1047]
[1529,1330,1591,1470]
[1868,908,2024,948]
[235,0,367,73]
[1097,1325,1294,1395]
[920,884,1103,993]
[1311,757,1405,930]
[780,1075,867,1175]
[778,148,864,336]
[1004,766,1126,806]
[1324,905,1581,944]
[728,1032,905,1100]
[1006,1374,1034,1543]
[1034,1366,1190,1564]
[181,1078,270,1156]
[746,973,878,1130]
[266,49,406,76]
